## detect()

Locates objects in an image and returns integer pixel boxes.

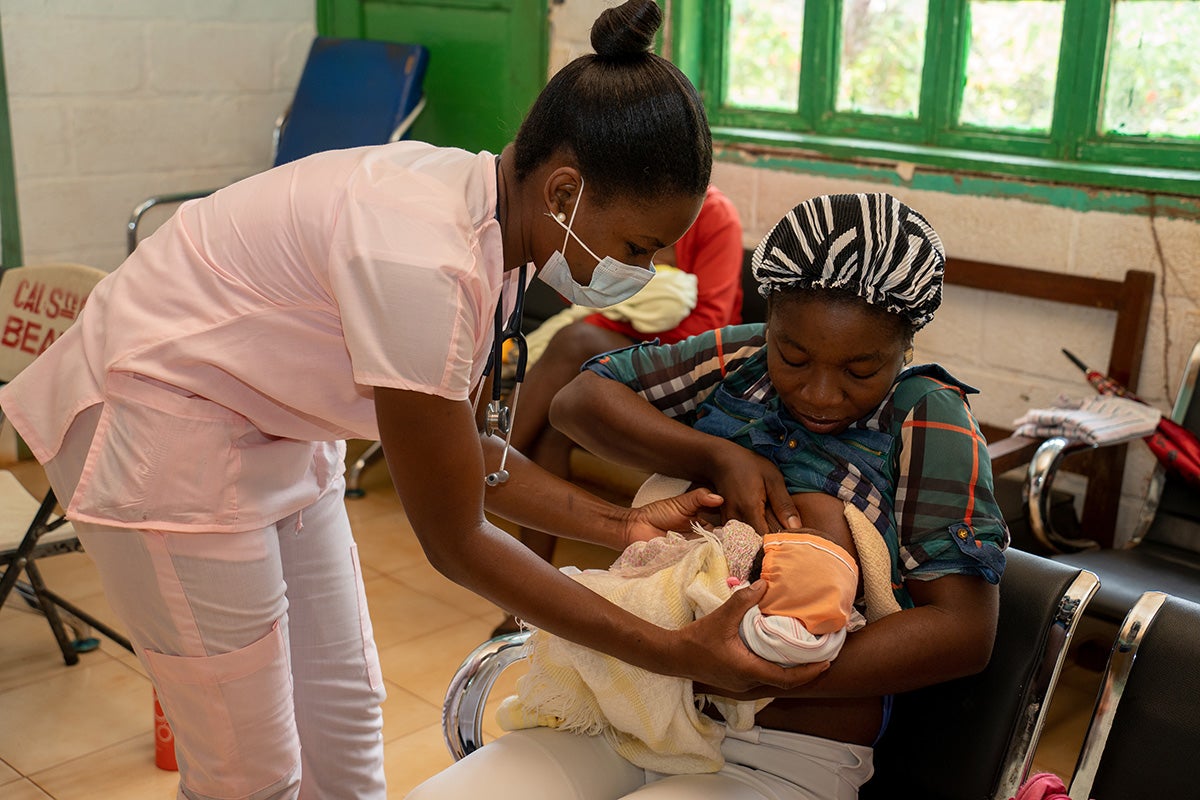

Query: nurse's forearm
[551,371,735,486]
[373,387,678,672]
[479,433,633,551]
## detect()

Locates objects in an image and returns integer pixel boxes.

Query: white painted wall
[1,0,314,269]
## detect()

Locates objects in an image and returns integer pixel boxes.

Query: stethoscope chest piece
[485,399,511,437]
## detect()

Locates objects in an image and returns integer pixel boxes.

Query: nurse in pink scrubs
[0,2,825,798]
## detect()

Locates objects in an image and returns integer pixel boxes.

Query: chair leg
[345,441,384,498]
[37,585,134,654]
[22,561,80,666]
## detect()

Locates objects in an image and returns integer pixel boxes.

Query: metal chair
[0,263,133,664]
[126,35,430,255]
[1027,338,1200,622]
[1066,591,1200,799]
[441,549,1098,800]
[859,548,1098,800]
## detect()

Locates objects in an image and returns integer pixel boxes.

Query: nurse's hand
[709,444,802,535]
[623,488,724,546]
[671,579,830,695]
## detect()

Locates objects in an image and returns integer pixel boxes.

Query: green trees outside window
[685,0,1200,194]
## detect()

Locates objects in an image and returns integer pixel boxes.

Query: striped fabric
[752,193,945,330]
[584,325,1009,602]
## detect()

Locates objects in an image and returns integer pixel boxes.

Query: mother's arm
[373,386,826,695]
[705,574,998,702]
[553,371,802,533]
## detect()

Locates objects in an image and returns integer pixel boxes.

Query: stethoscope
[473,262,528,486]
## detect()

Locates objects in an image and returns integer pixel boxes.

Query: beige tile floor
[0,444,1100,798]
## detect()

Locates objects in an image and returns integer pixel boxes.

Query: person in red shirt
[493,184,744,635]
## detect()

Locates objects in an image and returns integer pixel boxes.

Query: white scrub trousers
[45,405,388,800]
[406,726,874,800]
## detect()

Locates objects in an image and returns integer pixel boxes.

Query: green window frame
[671,0,1200,197]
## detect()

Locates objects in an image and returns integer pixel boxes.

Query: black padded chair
[442,549,1098,800]
[859,548,1098,800]
[1067,591,1200,799]
[1026,339,1200,623]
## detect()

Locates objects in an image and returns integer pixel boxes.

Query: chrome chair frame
[1065,592,1200,798]
[1026,339,1200,554]
[1066,590,1167,800]
[1028,340,1200,623]
[442,629,530,760]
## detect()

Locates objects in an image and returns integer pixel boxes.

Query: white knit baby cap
[751,193,946,331]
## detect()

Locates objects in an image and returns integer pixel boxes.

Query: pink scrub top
[0,141,519,533]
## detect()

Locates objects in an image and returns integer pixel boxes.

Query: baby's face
[747,545,766,583]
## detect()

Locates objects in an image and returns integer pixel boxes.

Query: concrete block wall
[2,0,314,269]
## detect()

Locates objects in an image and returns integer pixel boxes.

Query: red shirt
[584,184,743,344]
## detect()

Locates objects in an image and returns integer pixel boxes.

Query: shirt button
[957,529,969,539]
[787,439,798,449]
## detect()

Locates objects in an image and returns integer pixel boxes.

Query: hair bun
[590,0,661,60]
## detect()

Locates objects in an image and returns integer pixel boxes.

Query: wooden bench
[542,254,1155,550]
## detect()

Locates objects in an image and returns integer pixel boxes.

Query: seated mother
[407,193,1009,800]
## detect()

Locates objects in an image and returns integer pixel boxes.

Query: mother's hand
[710,445,802,535]
[669,580,829,696]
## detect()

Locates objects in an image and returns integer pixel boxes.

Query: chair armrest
[987,434,1042,475]
[1025,437,1104,554]
[127,189,220,255]
[442,630,530,761]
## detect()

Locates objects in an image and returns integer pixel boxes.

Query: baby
[496,489,895,773]
[733,522,864,667]
[607,488,885,668]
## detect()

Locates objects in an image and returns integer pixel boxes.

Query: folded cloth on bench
[1013,394,1161,446]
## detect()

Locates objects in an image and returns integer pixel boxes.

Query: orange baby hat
[757,531,859,634]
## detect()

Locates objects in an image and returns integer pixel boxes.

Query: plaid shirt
[586,324,1008,606]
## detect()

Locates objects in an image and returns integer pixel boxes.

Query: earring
[904,346,915,365]
[555,211,567,223]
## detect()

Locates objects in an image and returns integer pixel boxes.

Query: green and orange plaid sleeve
[893,383,1009,583]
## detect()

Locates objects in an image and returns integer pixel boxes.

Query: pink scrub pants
[406,725,873,800]
[45,405,387,800]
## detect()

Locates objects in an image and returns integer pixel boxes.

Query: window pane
[836,0,928,117]
[1103,0,1200,139]
[725,0,804,112]
[959,1,1063,132]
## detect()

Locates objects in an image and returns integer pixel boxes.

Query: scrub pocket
[70,371,320,533]
[143,622,300,799]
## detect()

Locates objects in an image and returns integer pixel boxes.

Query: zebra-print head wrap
[752,193,945,331]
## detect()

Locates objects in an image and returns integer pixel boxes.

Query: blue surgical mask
[536,178,655,308]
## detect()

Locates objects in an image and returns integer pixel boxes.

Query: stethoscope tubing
[480,264,528,486]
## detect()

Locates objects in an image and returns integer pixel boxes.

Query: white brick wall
[2,0,314,269]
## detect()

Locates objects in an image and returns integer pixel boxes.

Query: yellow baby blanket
[496,505,900,774]
[496,528,763,774]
